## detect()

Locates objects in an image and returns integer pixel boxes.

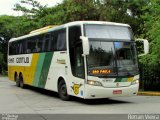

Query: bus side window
[9,42,13,55]
[19,41,24,54]
[26,37,36,54]
[36,36,42,52]
[43,33,50,52]
[15,42,20,55]
[57,29,66,51]
[50,32,57,51]
[9,40,25,55]
[13,42,17,55]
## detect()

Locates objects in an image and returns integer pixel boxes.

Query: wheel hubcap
[16,77,19,85]
[20,80,23,87]
[61,84,67,96]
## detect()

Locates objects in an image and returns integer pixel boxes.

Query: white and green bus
[8,21,149,100]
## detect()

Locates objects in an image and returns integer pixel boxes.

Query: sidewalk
[138,91,160,96]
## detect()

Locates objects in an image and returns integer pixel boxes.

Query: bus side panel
[25,53,39,85]
[8,52,54,89]
[8,66,24,81]
[8,51,85,98]
[32,52,53,88]
[45,52,66,92]
[8,54,39,85]
[45,51,85,98]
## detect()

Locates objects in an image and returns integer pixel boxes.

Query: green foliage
[0,15,17,71]
[63,0,99,21]
[138,0,160,91]
[14,0,47,17]
[0,15,40,72]
[0,52,3,63]
[140,0,160,64]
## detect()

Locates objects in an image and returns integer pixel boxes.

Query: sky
[0,0,63,16]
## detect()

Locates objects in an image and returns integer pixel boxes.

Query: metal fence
[139,63,160,91]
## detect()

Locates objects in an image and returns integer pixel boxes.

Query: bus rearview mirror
[80,36,90,56]
[136,39,149,56]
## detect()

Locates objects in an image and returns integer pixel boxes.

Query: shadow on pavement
[71,97,132,105]
[14,84,133,105]
[18,85,59,98]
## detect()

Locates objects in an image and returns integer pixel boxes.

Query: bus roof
[9,21,130,42]
[65,21,130,27]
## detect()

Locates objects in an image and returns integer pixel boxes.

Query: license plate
[113,90,122,94]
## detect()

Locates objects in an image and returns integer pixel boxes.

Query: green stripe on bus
[115,78,128,82]
[38,52,53,88]
[33,53,46,86]
[121,78,128,82]
[115,78,122,82]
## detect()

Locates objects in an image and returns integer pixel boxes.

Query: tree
[138,0,160,90]
[0,15,18,71]
[14,0,47,17]
[0,15,40,72]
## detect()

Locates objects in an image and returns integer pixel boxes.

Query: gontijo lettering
[16,57,29,63]
[8,58,14,63]
[8,57,29,64]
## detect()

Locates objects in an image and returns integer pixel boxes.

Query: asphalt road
[0,76,160,115]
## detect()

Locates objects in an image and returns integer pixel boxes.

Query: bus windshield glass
[84,24,138,77]
[85,24,134,40]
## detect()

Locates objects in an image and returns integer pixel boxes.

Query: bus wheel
[19,75,25,88]
[15,74,20,87]
[58,80,70,101]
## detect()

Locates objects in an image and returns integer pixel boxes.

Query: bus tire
[15,74,20,87]
[19,74,25,88]
[58,79,70,101]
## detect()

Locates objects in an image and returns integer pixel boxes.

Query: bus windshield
[84,24,138,77]
[84,24,134,40]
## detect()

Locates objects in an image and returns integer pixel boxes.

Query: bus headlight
[87,80,103,86]
[131,80,139,85]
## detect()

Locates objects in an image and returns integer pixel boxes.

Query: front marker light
[87,80,103,86]
[131,80,139,85]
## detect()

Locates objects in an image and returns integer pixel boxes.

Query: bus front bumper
[84,84,139,99]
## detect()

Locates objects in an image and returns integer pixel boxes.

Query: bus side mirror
[136,39,149,57]
[80,36,90,56]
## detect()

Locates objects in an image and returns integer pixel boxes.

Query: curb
[138,92,160,96]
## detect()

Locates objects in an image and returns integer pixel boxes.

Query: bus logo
[71,84,82,95]
[116,83,119,87]
[56,59,66,64]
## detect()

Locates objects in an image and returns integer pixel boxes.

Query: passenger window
[19,41,24,54]
[9,42,14,55]
[26,37,36,53]
[43,33,50,52]
[50,32,57,51]
[57,29,66,51]
[49,29,66,51]
[37,36,43,52]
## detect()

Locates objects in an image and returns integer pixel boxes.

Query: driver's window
[69,26,84,78]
